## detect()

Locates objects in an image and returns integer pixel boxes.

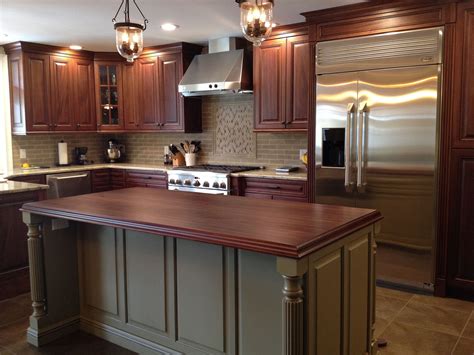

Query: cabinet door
[447,149,474,295]
[74,59,96,131]
[23,53,51,132]
[95,63,123,131]
[453,3,474,148]
[123,62,140,130]
[286,36,310,130]
[254,38,287,131]
[137,57,160,130]
[50,56,75,131]
[158,53,183,131]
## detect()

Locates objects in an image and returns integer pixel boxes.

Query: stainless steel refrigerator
[315,27,443,291]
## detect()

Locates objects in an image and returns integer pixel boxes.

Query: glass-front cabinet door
[95,62,123,131]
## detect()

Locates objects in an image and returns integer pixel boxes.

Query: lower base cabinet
[0,191,43,301]
[240,178,308,202]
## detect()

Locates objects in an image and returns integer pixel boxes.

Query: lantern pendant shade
[238,0,274,47]
[114,23,144,62]
[112,0,148,62]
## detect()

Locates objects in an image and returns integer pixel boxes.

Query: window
[0,48,12,177]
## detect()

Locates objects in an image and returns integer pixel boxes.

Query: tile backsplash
[11,95,307,169]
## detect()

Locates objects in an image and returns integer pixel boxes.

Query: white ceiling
[0,0,364,51]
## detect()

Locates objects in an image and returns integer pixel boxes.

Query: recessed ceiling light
[272,23,278,28]
[161,23,179,31]
[69,45,82,50]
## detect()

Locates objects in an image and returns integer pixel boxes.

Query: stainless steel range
[168,165,260,195]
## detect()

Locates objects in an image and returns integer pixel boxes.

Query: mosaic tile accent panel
[214,98,255,157]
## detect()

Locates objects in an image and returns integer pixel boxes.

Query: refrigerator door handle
[345,103,356,192]
[357,102,368,193]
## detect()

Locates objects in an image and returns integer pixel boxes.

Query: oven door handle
[345,103,356,193]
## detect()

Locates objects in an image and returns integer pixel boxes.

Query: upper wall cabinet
[5,42,96,134]
[453,2,474,148]
[253,30,311,132]
[94,43,203,133]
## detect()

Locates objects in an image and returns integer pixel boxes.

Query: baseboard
[27,316,80,346]
[80,317,180,355]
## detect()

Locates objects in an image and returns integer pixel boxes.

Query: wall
[11,96,307,169]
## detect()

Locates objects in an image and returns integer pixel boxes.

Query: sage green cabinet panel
[124,231,167,334]
[348,236,370,355]
[309,249,342,355]
[238,250,282,355]
[81,225,118,316]
[176,239,226,353]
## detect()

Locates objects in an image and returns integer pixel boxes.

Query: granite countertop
[5,163,307,181]
[0,180,49,195]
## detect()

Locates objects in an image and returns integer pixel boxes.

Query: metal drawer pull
[345,103,355,193]
[54,174,89,180]
[357,102,368,193]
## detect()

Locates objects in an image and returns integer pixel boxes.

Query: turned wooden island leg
[23,213,46,319]
[277,257,309,355]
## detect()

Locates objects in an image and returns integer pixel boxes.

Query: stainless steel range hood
[178,38,253,97]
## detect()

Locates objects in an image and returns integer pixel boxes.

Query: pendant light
[236,0,274,47]
[112,0,149,62]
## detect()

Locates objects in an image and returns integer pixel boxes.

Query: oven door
[168,186,229,195]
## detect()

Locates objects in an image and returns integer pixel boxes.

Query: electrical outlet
[19,149,26,159]
[299,149,307,160]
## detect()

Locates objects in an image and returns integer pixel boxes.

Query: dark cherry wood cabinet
[159,52,184,131]
[49,55,75,131]
[125,170,167,189]
[122,62,140,130]
[254,32,310,132]
[111,169,126,190]
[94,60,123,131]
[254,38,287,131]
[452,2,474,148]
[8,174,46,184]
[0,191,43,301]
[137,56,160,130]
[446,149,474,298]
[4,42,96,134]
[239,178,308,202]
[7,50,51,134]
[91,169,111,192]
[74,59,96,131]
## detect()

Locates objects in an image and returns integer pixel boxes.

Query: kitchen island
[21,188,382,355]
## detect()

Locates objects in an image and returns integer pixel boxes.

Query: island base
[23,212,379,355]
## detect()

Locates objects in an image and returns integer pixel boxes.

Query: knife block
[172,153,185,167]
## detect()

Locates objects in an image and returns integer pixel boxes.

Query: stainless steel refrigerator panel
[355,66,440,286]
[315,73,358,207]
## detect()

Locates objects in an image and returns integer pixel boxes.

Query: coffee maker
[74,147,88,165]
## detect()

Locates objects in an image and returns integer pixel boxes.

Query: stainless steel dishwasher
[46,171,91,199]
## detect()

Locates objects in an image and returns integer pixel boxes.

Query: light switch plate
[19,149,26,159]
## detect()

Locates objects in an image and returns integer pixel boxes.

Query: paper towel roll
[58,141,68,166]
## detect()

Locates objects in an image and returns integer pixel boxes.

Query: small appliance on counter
[163,146,172,165]
[74,147,89,165]
[105,139,125,163]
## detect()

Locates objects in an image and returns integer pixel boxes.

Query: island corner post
[20,188,382,355]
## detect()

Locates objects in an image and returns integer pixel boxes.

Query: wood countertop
[21,188,381,259]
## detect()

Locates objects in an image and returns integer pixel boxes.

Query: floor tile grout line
[378,292,413,337]
[450,310,472,355]
[409,295,474,315]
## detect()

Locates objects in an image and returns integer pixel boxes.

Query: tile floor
[0,288,473,354]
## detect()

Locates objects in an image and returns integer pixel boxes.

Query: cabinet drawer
[111,169,126,189]
[125,170,167,189]
[9,174,46,184]
[91,169,111,192]
[244,178,307,198]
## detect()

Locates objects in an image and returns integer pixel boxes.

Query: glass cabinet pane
[111,107,119,124]
[101,106,110,124]
[110,88,118,105]
[100,88,110,105]
[109,66,117,86]
[99,66,108,85]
